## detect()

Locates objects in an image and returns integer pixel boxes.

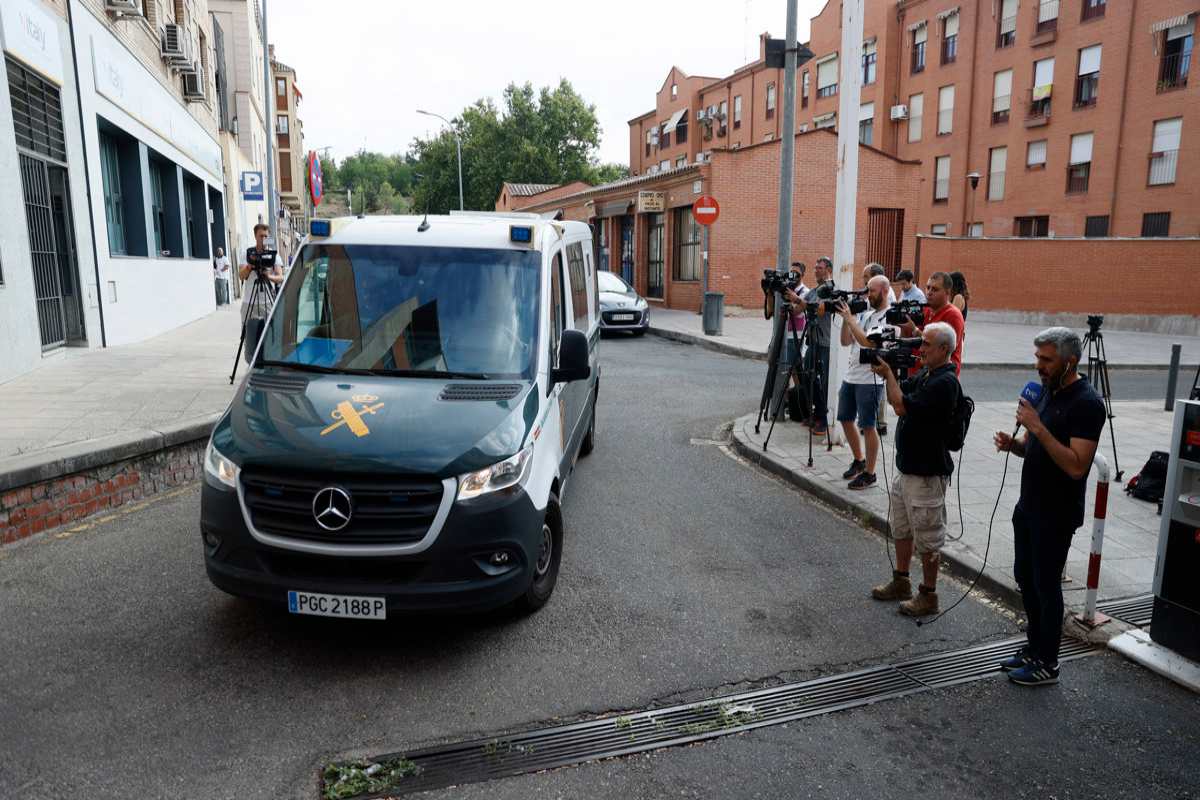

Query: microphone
[1011,381,1044,438]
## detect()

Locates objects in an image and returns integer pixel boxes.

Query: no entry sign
[692,195,720,226]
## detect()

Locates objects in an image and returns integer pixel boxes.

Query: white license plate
[612,314,636,322]
[287,590,386,620]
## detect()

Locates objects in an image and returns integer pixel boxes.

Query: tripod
[1081,315,1123,481]
[228,269,278,385]
[756,302,822,466]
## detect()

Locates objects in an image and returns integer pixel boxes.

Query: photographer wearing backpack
[869,322,961,617]
[993,327,1105,686]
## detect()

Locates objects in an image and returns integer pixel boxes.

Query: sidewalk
[0,306,242,466]
[649,306,1200,368]
[731,401,1169,606]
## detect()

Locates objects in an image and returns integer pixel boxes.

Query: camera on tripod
[859,329,923,378]
[885,299,927,326]
[760,268,804,296]
[808,280,868,316]
[246,246,279,278]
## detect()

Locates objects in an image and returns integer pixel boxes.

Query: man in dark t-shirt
[994,327,1106,687]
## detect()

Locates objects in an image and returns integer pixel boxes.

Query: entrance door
[866,208,905,277]
[20,154,67,350]
[619,215,634,284]
[48,166,86,343]
[646,212,664,299]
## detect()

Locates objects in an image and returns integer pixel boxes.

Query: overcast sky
[269,0,828,168]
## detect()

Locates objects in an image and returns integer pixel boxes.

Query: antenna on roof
[414,171,431,232]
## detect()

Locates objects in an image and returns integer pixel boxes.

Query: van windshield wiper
[373,369,494,380]
[258,360,375,376]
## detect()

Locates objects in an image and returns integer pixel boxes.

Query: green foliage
[410,79,620,214]
[321,757,419,800]
[320,151,414,214]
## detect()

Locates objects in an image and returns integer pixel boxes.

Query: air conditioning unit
[696,109,708,121]
[161,25,191,66]
[890,104,909,120]
[105,0,144,16]
[183,65,207,101]
[708,105,717,117]
[695,152,709,164]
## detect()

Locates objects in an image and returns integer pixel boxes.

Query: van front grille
[241,469,444,546]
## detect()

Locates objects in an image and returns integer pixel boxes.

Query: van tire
[579,401,596,456]
[514,494,563,614]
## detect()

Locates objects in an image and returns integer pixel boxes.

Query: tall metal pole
[774,0,799,278]
[261,0,277,241]
[455,134,464,211]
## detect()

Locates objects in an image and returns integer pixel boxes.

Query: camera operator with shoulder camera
[869,322,961,617]
[898,272,964,375]
[833,275,895,490]
[239,223,284,326]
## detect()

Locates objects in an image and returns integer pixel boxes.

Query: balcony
[1025,91,1051,127]
[1036,0,1059,34]
[1066,163,1090,194]
[992,99,1011,125]
[1158,53,1190,93]
[1148,149,1179,185]
[941,36,957,65]
[997,20,1016,49]
[912,44,926,74]
[1074,73,1099,108]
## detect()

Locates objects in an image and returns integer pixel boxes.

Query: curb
[648,325,1196,371]
[0,413,221,493]
[728,423,1024,611]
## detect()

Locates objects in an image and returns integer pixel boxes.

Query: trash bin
[703,292,724,336]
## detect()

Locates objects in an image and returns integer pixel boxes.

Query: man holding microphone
[994,327,1105,686]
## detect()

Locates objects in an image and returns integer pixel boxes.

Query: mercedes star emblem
[312,487,353,531]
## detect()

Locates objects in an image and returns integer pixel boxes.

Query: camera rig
[885,299,927,327]
[859,328,923,379]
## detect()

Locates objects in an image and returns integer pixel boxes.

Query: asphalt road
[0,336,1193,799]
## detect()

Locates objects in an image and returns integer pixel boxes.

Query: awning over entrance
[598,198,634,218]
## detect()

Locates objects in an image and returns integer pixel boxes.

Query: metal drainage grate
[323,635,1100,798]
[439,383,524,402]
[1097,594,1154,628]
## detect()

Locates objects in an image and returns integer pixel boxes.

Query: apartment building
[800,0,1198,239]
[270,45,308,263]
[1,0,228,383]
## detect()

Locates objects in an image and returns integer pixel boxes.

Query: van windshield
[258,244,541,380]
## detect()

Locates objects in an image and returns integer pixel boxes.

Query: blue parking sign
[241,171,264,200]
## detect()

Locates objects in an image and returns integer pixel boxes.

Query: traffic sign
[692,195,720,226]
[308,152,323,207]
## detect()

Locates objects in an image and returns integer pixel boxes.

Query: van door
[561,240,592,459]
[548,248,573,476]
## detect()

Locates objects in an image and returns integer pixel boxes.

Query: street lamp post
[966,172,981,235]
[417,109,464,211]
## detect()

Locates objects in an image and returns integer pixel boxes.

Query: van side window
[566,242,588,332]
[587,251,598,318]
[550,252,565,368]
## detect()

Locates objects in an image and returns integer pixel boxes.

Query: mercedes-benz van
[200,213,599,617]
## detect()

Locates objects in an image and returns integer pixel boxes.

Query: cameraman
[896,270,926,303]
[900,271,964,375]
[239,223,284,325]
[834,275,894,490]
[993,327,1105,686]
[791,256,833,435]
[869,321,960,617]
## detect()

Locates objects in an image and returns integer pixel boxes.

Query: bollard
[1165,343,1181,412]
[1080,452,1111,627]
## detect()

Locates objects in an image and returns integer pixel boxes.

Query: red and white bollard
[1078,452,1111,628]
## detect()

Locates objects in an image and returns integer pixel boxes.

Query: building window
[671,83,678,99]
[182,177,195,257]
[858,103,874,145]
[8,55,68,162]
[1142,212,1171,237]
[1014,216,1050,237]
[660,123,671,149]
[276,114,288,135]
[766,83,777,119]
[1158,20,1194,92]
[673,208,702,281]
[675,155,686,169]
[908,94,923,143]
[934,155,950,202]
[801,71,810,108]
[998,0,1018,47]
[937,85,954,134]
[646,213,665,299]
[969,222,984,237]
[677,111,688,144]
[1067,132,1093,193]
[733,95,742,129]
[1084,215,1109,237]
[1075,45,1101,107]
[1081,0,1106,21]
[862,40,877,85]
[992,69,1012,124]
[912,24,927,73]
[817,56,839,97]
[1148,117,1182,185]
[1029,57,1055,120]
[279,156,292,193]
[942,13,959,64]
[149,160,166,256]
[931,224,948,235]
[988,146,1007,200]
[1037,0,1059,34]
[275,77,286,111]
[814,112,836,130]
[718,100,728,136]
[99,133,126,256]
[645,129,651,157]
[1027,139,1048,169]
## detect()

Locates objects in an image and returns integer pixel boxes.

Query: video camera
[858,328,923,378]
[246,246,279,277]
[885,298,927,327]
[807,280,868,316]
[760,268,804,296]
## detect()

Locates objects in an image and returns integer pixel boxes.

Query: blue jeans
[1012,508,1075,665]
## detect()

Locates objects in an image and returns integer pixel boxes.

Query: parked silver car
[598,270,649,336]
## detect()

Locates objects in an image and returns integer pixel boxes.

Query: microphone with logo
[1011,380,1044,440]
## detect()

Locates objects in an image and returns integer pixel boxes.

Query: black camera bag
[1126,451,1169,504]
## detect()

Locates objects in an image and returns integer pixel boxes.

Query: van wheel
[579,402,596,456]
[515,495,563,614]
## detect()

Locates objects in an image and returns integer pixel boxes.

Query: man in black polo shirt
[994,327,1105,686]
[869,321,961,616]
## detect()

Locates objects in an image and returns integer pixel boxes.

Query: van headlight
[457,444,533,501]
[204,439,239,489]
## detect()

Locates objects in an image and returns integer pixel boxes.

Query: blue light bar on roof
[510,225,533,244]
[310,219,332,237]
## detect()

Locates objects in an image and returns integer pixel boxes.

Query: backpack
[946,386,974,452]
[1126,451,1169,504]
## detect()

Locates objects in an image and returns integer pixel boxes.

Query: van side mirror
[552,329,591,383]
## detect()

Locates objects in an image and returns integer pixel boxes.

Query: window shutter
[993,70,1013,111]
[1034,58,1055,89]
[945,13,959,37]
[1027,139,1047,165]
[817,57,838,89]
[936,156,951,182]
[1152,118,1182,152]
[1000,0,1019,32]
[915,23,928,45]
[1038,0,1058,22]
[990,146,1008,172]
[909,94,924,117]
[1166,18,1195,40]
[1070,132,1094,165]
[939,85,955,112]
[859,102,875,122]
[1078,45,1102,75]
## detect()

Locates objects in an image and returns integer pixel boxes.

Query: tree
[410,79,616,214]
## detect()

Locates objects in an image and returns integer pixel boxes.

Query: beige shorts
[889,473,949,555]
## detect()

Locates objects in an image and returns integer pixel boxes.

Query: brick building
[270,45,309,263]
